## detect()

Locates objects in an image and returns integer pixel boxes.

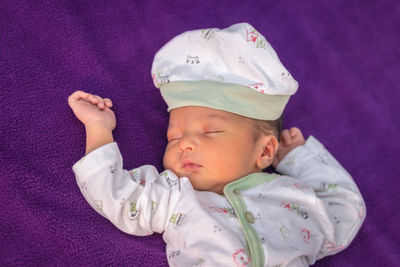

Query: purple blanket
[1,0,399,266]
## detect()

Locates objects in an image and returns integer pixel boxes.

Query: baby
[69,23,365,266]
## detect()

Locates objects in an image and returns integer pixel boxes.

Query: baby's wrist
[84,121,114,155]
[84,119,113,132]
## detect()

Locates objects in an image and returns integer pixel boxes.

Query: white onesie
[73,136,365,267]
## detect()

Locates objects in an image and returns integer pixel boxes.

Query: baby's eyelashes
[168,137,181,143]
[167,133,182,142]
[204,130,224,134]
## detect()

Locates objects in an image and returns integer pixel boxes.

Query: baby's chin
[171,166,202,179]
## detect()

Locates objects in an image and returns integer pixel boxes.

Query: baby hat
[151,22,298,120]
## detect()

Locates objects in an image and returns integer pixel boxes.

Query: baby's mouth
[181,158,202,171]
[183,163,202,171]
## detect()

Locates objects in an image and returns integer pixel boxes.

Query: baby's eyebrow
[204,113,230,121]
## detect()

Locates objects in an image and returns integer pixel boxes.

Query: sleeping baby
[68,23,365,266]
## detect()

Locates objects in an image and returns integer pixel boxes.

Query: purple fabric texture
[1,0,399,266]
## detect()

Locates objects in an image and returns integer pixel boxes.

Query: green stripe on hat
[160,80,290,120]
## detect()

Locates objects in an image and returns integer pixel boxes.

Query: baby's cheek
[212,155,241,176]
[163,148,178,171]
[162,149,172,169]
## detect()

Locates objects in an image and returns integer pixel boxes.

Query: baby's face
[163,106,263,194]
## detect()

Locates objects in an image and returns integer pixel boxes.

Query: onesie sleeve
[72,142,180,236]
[275,136,366,263]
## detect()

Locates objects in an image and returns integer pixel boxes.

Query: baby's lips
[181,158,202,170]
[181,157,194,165]
[183,163,202,171]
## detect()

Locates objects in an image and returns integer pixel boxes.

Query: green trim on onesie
[160,81,290,120]
[224,172,278,267]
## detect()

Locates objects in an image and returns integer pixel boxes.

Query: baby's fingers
[104,98,113,108]
[68,90,112,110]
[87,94,108,109]
[88,94,100,104]
[289,127,301,137]
[289,127,304,142]
[68,90,90,105]
[280,129,292,146]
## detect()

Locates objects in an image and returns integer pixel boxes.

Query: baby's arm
[68,91,116,154]
[273,129,365,263]
[70,91,176,235]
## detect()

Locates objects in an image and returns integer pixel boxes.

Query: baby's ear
[256,135,279,169]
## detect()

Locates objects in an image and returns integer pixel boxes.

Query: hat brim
[160,80,290,120]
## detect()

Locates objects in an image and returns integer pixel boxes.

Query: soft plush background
[1,0,399,266]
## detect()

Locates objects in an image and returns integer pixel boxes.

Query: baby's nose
[178,136,196,152]
[184,147,192,151]
[179,143,194,153]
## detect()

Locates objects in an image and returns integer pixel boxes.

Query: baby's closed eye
[204,130,225,134]
[167,136,181,142]
[166,129,181,142]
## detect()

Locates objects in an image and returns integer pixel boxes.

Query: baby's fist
[68,91,116,131]
[272,127,305,168]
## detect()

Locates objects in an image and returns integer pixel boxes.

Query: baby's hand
[68,91,116,131]
[272,127,305,168]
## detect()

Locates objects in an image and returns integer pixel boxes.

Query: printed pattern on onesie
[164,186,252,267]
